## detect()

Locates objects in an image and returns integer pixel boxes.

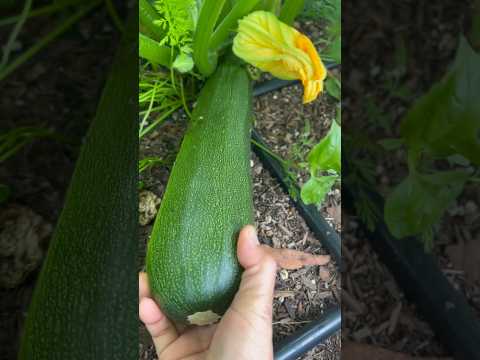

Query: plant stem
[251,138,299,170]
[0,0,32,70]
[279,0,305,25]
[0,126,56,163]
[0,0,84,27]
[210,0,261,51]
[139,104,181,138]
[193,0,226,76]
[260,0,281,14]
[104,0,124,33]
[139,156,165,173]
[140,80,158,132]
[0,0,101,83]
[179,76,192,119]
[139,0,165,41]
[139,33,173,66]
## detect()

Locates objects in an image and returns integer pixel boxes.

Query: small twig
[179,76,192,119]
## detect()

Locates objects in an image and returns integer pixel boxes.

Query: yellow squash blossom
[233,11,326,104]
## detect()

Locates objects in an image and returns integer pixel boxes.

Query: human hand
[139,225,277,360]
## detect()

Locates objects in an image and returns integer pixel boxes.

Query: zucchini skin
[147,60,253,324]
[18,12,138,360]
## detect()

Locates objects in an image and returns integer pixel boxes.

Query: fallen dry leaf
[343,341,452,360]
[262,245,330,270]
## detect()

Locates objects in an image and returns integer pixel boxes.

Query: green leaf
[325,36,341,64]
[399,74,454,152]
[154,0,196,49]
[279,0,305,25]
[172,52,194,72]
[325,75,340,100]
[139,0,166,41]
[452,36,480,112]
[335,104,341,125]
[399,36,480,165]
[139,33,173,66]
[385,169,470,239]
[301,175,337,205]
[308,120,341,174]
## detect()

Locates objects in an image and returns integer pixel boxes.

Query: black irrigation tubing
[252,74,341,360]
[274,307,341,360]
[343,184,480,359]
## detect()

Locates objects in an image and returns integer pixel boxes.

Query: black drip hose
[252,70,342,359]
[274,307,341,360]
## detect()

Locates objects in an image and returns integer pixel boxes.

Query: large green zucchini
[18,11,138,360]
[147,59,253,325]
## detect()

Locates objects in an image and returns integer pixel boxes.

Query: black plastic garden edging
[252,74,342,359]
[343,184,480,359]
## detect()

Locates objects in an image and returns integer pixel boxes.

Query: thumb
[230,225,277,325]
[208,226,276,359]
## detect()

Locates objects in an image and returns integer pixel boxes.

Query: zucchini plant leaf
[400,36,480,164]
[452,36,480,111]
[399,74,454,154]
[325,75,340,100]
[139,33,173,66]
[308,120,341,174]
[139,0,166,41]
[301,175,337,205]
[385,169,470,240]
[325,36,341,63]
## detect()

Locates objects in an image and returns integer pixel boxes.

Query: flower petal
[233,11,326,103]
